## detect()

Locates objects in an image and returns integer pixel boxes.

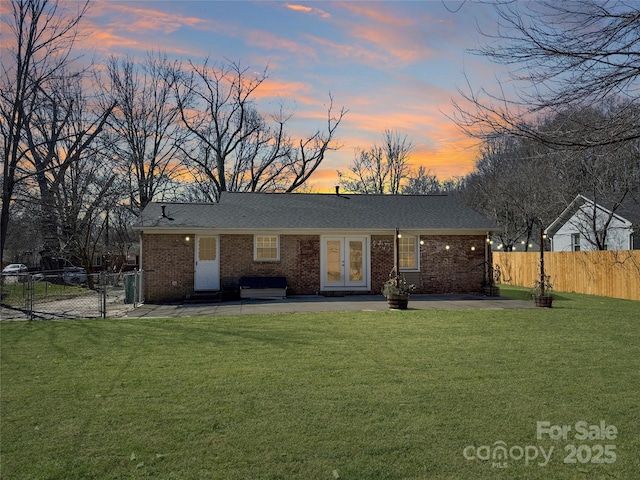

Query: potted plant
[532,274,553,307]
[382,273,415,310]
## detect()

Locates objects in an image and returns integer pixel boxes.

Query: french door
[322,237,369,289]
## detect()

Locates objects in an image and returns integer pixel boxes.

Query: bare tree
[338,129,413,194]
[460,134,562,251]
[402,166,462,194]
[174,59,345,201]
[105,53,187,213]
[451,0,640,149]
[22,69,114,268]
[0,0,90,266]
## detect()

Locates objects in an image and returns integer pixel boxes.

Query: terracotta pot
[532,294,553,308]
[387,293,409,310]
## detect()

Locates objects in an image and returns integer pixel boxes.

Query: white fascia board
[137,227,493,236]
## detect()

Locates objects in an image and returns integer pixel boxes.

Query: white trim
[320,235,370,291]
[254,234,280,262]
[136,227,494,236]
[398,234,420,272]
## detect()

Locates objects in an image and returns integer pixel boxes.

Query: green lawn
[1,287,638,479]
[1,280,91,306]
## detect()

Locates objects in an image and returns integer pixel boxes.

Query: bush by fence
[493,251,640,301]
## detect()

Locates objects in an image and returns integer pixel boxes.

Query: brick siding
[142,232,488,302]
[141,234,195,302]
[219,234,320,295]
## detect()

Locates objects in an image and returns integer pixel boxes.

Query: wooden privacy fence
[493,251,640,301]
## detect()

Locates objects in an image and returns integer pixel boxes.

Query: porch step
[184,291,222,304]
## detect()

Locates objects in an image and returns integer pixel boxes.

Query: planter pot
[483,285,500,297]
[532,294,553,308]
[387,293,409,310]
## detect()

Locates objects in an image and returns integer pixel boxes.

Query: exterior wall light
[445,245,450,250]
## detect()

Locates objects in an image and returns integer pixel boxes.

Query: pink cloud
[92,1,205,35]
[285,4,331,19]
[244,30,318,59]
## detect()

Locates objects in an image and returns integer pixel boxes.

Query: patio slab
[125,294,535,318]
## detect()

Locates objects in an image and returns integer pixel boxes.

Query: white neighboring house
[546,195,640,251]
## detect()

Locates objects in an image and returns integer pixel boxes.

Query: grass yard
[1,287,638,479]
[1,280,91,306]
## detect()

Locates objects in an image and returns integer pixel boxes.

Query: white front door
[322,237,368,290]
[194,235,220,290]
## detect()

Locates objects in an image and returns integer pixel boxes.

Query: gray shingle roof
[137,192,498,231]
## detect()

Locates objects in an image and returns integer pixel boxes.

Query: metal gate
[0,271,144,321]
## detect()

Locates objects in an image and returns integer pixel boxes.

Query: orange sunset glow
[76,0,505,192]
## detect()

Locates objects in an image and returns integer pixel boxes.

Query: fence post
[25,274,34,320]
[99,271,106,319]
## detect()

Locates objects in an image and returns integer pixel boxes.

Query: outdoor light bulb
[521,240,525,244]
[489,240,494,245]
[420,240,424,245]
[529,244,533,248]
[512,246,516,251]
[397,234,402,238]
[445,245,450,250]
[471,246,476,251]
[185,236,190,242]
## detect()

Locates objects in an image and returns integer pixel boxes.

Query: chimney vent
[161,205,167,218]
[335,186,340,195]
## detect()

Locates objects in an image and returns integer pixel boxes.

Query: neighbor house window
[92,254,103,268]
[254,235,279,261]
[571,233,581,251]
[399,235,419,270]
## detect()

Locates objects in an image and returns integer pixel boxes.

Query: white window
[399,235,419,270]
[571,233,581,252]
[254,235,279,261]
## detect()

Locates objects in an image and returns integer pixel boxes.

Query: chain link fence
[0,271,144,321]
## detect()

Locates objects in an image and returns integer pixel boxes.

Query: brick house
[135,192,498,302]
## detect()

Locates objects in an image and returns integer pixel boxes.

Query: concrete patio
[125,293,535,318]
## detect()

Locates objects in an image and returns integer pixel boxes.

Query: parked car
[2,263,28,274]
[63,267,88,285]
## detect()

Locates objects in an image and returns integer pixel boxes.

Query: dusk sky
[83,0,507,192]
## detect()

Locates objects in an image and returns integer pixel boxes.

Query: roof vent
[159,205,174,221]
[335,185,340,195]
